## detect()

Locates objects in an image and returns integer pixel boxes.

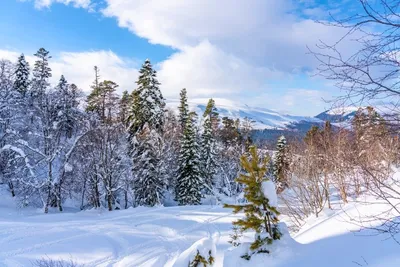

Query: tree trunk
[8,181,15,197]
[44,162,53,214]
[124,189,128,209]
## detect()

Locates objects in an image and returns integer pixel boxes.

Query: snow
[173,236,217,267]
[326,106,360,116]
[224,223,296,267]
[64,163,73,173]
[261,180,278,207]
[1,173,400,266]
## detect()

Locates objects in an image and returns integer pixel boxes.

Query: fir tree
[176,112,203,205]
[56,75,74,137]
[178,88,189,129]
[225,146,281,259]
[127,59,165,136]
[13,54,30,96]
[31,48,52,105]
[272,135,289,193]
[200,99,219,193]
[127,59,166,206]
[131,125,164,207]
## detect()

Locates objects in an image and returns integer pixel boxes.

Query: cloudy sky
[0,0,359,115]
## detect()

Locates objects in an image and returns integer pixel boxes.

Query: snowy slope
[166,98,322,130]
[0,202,240,267]
[1,179,400,266]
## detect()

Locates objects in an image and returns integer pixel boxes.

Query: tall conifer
[176,112,203,205]
[13,54,30,96]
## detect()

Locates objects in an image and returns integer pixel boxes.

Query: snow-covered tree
[132,124,164,206]
[160,110,180,192]
[13,54,30,97]
[31,48,51,105]
[127,59,166,207]
[178,88,189,129]
[127,59,165,137]
[119,90,131,124]
[200,99,219,193]
[176,112,203,205]
[0,60,24,197]
[225,146,282,260]
[86,78,120,124]
[272,135,289,193]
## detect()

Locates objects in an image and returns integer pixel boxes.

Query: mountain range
[166,98,323,130]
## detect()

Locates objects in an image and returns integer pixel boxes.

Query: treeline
[0,48,286,212]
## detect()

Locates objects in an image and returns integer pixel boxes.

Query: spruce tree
[127,59,166,207]
[178,88,189,129]
[200,99,219,192]
[13,54,30,96]
[31,48,52,105]
[127,59,165,136]
[176,112,203,205]
[225,146,281,259]
[272,135,289,193]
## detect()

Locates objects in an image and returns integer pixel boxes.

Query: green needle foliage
[225,146,282,259]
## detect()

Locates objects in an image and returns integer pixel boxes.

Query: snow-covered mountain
[166,98,322,130]
[316,105,399,125]
[315,107,359,123]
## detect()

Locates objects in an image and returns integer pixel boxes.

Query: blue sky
[0,0,358,116]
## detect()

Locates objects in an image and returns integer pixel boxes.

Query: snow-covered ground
[0,190,400,266]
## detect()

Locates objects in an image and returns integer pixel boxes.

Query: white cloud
[157,41,283,99]
[101,0,356,72]
[22,0,92,9]
[0,49,138,94]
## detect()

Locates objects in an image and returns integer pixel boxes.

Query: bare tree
[309,0,400,237]
[310,0,400,118]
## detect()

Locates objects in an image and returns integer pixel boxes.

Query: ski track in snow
[0,205,236,267]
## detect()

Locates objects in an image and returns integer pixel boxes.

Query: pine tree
[176,112,203,205]
[272,135,289,193]
[178,88,189,129]
[200,99,219,193]
[119,90,130,124]
[31,48,51,105]
[13,54,30,96]
[225,146,281,259]
[86,78,119,124]
[86,66,102,117]
[203,98,219,130]
[100,80,120,124]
